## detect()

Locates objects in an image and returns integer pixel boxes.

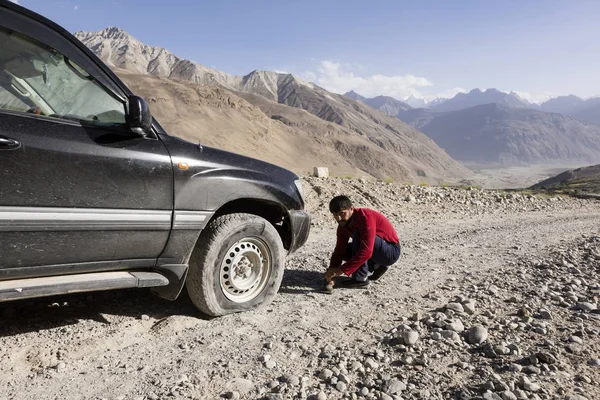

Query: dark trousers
[343,229,401,281]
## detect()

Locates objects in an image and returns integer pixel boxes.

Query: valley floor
[1,179,600,400]
[464,163,584,189]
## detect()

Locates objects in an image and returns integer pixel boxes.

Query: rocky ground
[1,177,600,400]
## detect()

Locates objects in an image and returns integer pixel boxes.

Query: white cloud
[511,91,552,105]
[343,62,366,71]
[299,61,552,103]
[303,60,433,100]
[74,5,79,10]
[8,0,19,4]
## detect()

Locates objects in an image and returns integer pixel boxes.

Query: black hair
[329,195,353,213]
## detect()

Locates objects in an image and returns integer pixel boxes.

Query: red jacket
[329,208,399,276]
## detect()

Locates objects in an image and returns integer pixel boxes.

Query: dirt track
[2,178,600,400]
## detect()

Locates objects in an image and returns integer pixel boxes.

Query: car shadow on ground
[0,288,210,337]
[279,268,325,295]
[1,269,330,337]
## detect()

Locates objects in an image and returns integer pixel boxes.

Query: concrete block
[313,167,329,178]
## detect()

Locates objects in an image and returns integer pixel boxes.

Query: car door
[0,9,174,273]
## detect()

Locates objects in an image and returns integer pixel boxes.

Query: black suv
[0,1,310,317]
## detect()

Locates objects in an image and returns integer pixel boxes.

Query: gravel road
[2,178,599,400]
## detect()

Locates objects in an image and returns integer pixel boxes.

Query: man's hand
[325,267,343,281]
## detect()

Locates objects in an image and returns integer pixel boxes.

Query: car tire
[186,213,285,317]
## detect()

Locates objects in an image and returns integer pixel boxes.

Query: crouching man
[324,195,401,288]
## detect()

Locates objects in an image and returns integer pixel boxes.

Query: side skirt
[0,271,169,302]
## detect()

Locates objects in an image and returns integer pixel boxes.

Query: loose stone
[468,326,488,344]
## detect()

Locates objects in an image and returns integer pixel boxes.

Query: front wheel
[186,213,285,317]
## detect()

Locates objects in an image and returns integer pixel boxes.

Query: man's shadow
[279,268,324,295]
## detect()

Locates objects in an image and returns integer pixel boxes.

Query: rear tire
[186,213,285,317]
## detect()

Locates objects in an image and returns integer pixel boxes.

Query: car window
[0,79,29,112]
[0,26,126,127]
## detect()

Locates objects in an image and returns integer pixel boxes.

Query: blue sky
[12,0,600,102]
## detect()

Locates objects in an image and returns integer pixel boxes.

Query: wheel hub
[235,256,252,279]
[220,238,271,303]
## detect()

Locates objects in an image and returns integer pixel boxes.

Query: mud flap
[150,264,189,301]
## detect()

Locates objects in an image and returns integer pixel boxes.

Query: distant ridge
[342,91,412,116]
[74,27,472,183]
[397,103,600,165]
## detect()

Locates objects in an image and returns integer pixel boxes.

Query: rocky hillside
[397,103,600,165]
[343,90,367,103]
[75,27,237,87]
[531,164,600,195]
[571,98,600,124]
[396,108,436,130]
[74,28,472,183]
[115,69,468,182]
[343,91,412,116]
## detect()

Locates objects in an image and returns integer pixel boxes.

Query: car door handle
[0,136,21,150]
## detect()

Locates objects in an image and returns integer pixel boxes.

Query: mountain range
[395,90,600,122]
[75,26,600,171]
[543,97,600,124]
[405,103,600,164]
[351,88,600,123]
[344,91,412,116]
[429,89,536,113]
[345,89,600,165]
[74,27,470,183]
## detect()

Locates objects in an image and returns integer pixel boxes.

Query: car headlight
[294,179,304,201]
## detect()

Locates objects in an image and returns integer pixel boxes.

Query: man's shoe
[336,278,370,289]
[320,280,335,294]
[369,265,389,281]
[368,260,376,273]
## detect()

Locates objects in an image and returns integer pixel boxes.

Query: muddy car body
[0,0,310,316]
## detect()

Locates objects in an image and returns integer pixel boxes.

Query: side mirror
[127,95,153,136]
